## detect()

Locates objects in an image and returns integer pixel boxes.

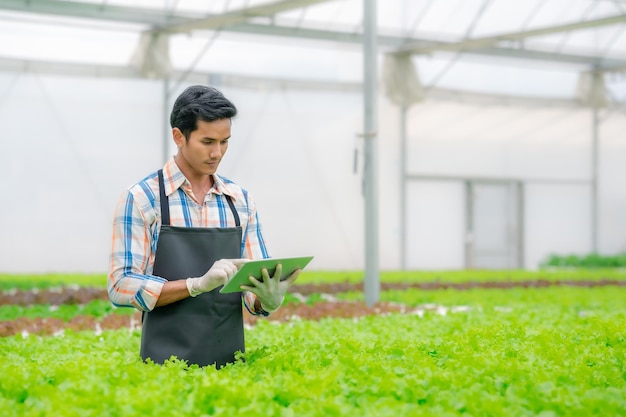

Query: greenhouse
[1,0,625,274]
[1,1,625,416]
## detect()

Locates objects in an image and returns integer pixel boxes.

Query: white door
[466,181,523,269]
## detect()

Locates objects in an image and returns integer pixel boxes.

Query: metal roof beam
[2,0,626,70]
[1,55,589,107]
[395,14,626,56]
[0,0,182,26]
[154,0,334,34]
[225,21,626,69]
[0,56,362,91]
[0,0,334,30]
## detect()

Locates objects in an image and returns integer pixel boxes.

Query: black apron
[140,169,244,368]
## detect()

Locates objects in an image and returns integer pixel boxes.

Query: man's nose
[210,145,222,158]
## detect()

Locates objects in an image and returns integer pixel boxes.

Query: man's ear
[172,128,185,148]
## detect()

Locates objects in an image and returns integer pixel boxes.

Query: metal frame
[2,0,626,70]
[362,0,379,307]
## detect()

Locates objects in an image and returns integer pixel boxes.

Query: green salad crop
[0,300,134,322]
[2,268,625,291]
[0,274,107,290]
[298,269,626,285]
[1,289,625,417]
[1,272,625,416]
[337,285,626,311]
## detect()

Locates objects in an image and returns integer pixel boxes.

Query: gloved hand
[240,263,301,313]
[186,258,249,297]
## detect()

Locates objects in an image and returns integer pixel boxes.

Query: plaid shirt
[108,158,269,314]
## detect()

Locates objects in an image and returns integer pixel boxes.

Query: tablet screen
[219,256,314,294]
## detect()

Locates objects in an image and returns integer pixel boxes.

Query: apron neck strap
[158,169,240,227]
[225,194,241,227]
[158,169,171,226]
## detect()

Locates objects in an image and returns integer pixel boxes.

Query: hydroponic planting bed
[1,279,625,336]
[1,274,625,417]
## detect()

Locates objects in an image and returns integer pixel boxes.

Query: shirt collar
[162,158,234,198]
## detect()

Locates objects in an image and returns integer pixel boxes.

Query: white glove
[240,263,301,313]
[186,258,248,297]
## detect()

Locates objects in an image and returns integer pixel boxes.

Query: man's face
[174,118,231,178]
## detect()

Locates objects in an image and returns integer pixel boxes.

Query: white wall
[400,99,624,270]
[1,73,625,273]
[599,113,626,254]
[524,184,592,267]
[405,181,466,270]
[0,74,163,273]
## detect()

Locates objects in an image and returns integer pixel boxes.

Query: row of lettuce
[2,267,626,291]
[2,286,625,417]
[2,270,625,416]
[0,285,623,323]
[541,252,626,268]
[1,269,625,325]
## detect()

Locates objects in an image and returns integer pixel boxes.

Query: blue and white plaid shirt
[108,158,269,314]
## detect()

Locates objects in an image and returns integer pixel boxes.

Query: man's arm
[155,258,248,307]
[155,280,190,307]
[108,189,166,312]
[109,189,249,311]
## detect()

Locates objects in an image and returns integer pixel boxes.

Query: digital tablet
[219,256,314,294]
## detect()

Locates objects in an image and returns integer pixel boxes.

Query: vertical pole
[591,102,599,253]
[400,105,407,270]
[162,0,172,165]
[517,181,525,269]
[465,181,473,269]
[363,0,379,307]
[163,78,171,164]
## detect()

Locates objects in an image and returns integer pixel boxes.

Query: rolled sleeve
[243,291,270,317]
[108,190,164,312]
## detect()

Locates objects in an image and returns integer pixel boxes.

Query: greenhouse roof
[1,0,626,100]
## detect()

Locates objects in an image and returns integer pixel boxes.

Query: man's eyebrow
[202,136,231,141]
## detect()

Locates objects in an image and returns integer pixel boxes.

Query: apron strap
[158,169,170,226]
[158,169,240,228]
[226,195,241,227]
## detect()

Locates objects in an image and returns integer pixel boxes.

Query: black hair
[170,85,238,140]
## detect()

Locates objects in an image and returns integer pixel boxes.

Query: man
[108,85,298,368]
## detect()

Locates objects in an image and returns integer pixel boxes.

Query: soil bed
[2,279,624,337]
[2,279,624,307]
[0,301,411,337]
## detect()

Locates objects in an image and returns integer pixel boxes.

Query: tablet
[219,256,314,294]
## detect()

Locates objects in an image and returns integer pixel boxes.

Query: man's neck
[173,155,215,202]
